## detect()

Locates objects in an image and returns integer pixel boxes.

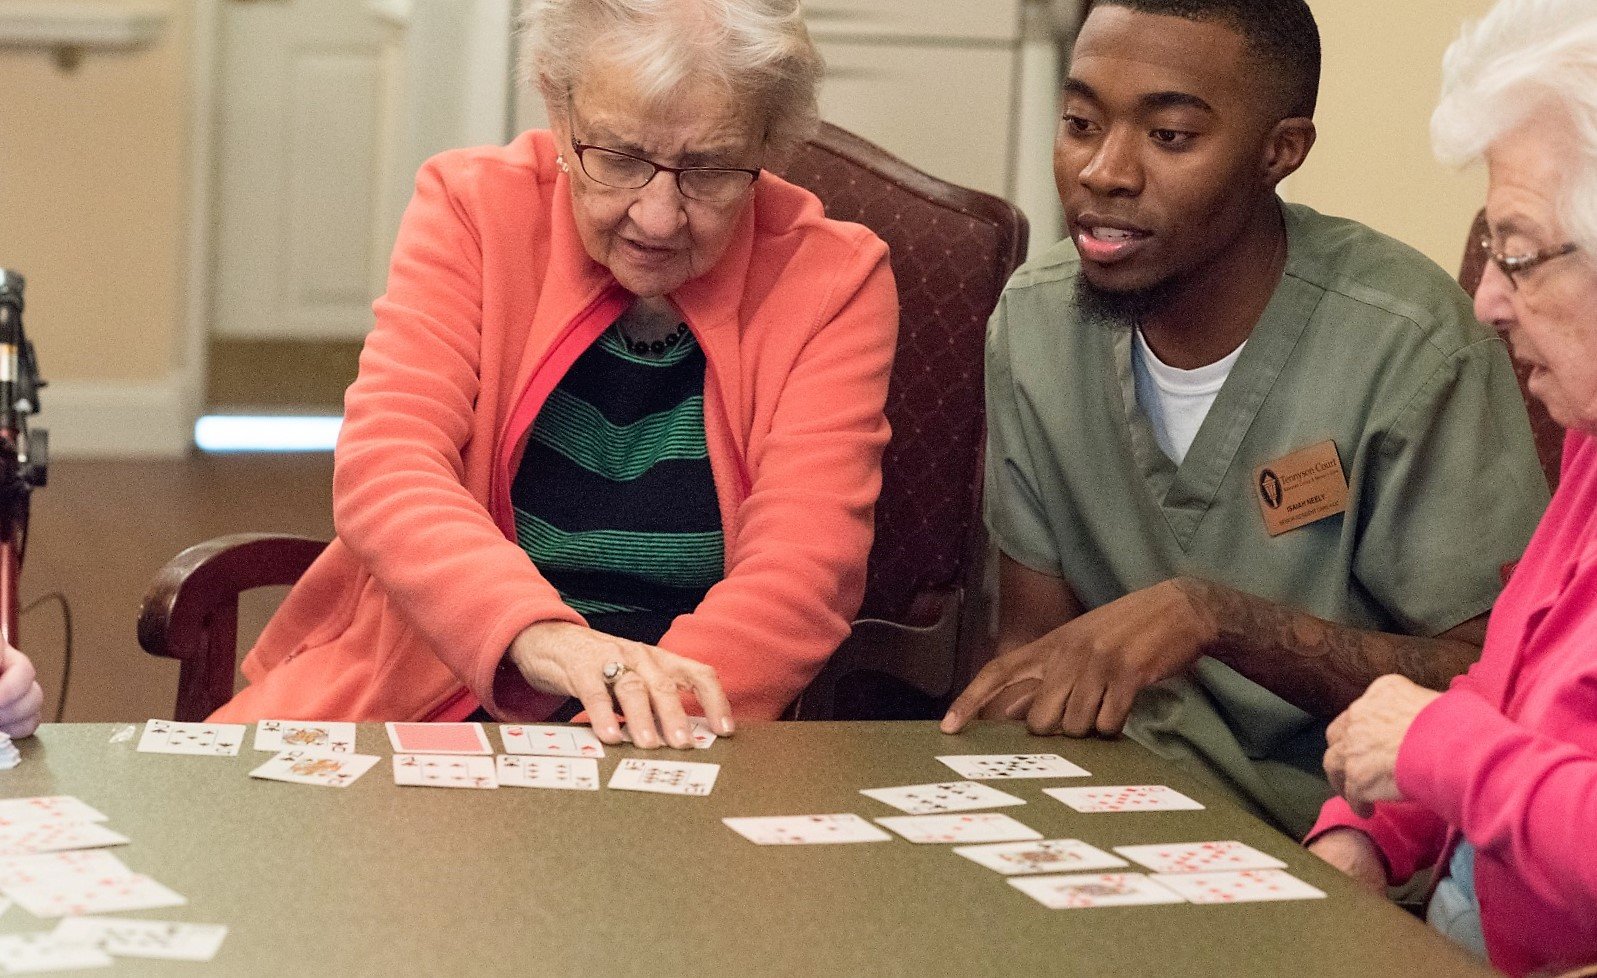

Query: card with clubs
[498,724,605,759]
[136,720,245,757]
[860,781,1025,815]
[1044,785,1205,813]
[0,821,129,858]
[0,933,113,972]
[1009,872,1186,909]
[252,720,357,754]
[953,838,1129,875]
[5,873,186,918]
[875,813,1042,844]
[1113,840,1287,874]
[0,797,107,828]
[607,758,720,796]
[495,755,600,791]
[392,754,498,789]
[53,916,229,961]
[384,722,492,755]
[936,754,1090,780]
[249,750,381,788]
[723,814,892,845]
[1150,869,1326,904]
[619,716,717,749]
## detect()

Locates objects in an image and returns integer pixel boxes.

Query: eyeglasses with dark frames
[1479,235,1581,290]
[567,137,761,203]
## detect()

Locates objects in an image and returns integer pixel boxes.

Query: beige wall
[1291,0,1496,272]
[0,0,190,386]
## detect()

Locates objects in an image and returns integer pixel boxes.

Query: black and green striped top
[510,321,723,646]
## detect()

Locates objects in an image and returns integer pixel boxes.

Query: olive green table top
[2,722,1494,977]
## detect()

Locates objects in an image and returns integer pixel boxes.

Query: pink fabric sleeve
[656,241,898,719]
[1395,684,1597,908]
[334,157,582,717]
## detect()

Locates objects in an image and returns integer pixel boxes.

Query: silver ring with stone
[602,661,630,686]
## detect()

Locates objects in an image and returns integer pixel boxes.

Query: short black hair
[1095,0,1321,118]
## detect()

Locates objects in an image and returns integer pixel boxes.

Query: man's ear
[1263,117,1317,187]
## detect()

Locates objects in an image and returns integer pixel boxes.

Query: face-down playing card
[385,722,492,755]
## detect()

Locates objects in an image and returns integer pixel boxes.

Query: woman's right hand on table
[507,621,733,749]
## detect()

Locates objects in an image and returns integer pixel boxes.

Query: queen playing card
[250,750,381,788]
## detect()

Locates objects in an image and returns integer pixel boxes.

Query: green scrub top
[985,201,1549,837]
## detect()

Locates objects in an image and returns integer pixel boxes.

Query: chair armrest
[138,533,328,661]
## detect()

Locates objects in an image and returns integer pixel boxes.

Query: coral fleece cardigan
[1311,429,1597,977]
[211,130,898,725]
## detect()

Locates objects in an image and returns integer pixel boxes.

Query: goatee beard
[1074,273,1179,329]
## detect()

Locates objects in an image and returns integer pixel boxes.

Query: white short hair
[1433,0,1597,251]
[519,0,823,163]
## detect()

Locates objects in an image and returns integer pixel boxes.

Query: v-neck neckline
[1107,207,1327,551]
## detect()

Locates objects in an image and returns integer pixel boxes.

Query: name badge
[1254,439,1349,537]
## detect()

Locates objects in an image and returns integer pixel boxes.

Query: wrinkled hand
[1307,827,1387,893]
[941,579,1216,737]
[508,621,733,750]
[1324,674,1439,817]
[0,643,43,738]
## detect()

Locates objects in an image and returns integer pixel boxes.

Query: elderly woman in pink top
[1307,2,1597,974]
[208,0,897,747]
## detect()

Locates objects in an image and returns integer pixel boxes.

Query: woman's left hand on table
[1324,674,1441,818]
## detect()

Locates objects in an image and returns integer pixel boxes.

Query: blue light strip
[194,415,342,453]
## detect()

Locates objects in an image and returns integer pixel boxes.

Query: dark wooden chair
[140,123,1028,723]
[1457,209,1564,491]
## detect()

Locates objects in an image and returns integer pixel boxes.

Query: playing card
[874,813,1042,844]
[936,754,1090,780]
[0,821,129,858]
[384,722,492,755]
[0,852,132,890]
[4,873,186,919]
[252,720,357,754]
[392,754,498,789]
[1009,872,1186,909]
[607,758,719,796]
[619,716,717,749]
[495,755,599,791]
[498,724,605,758]
[136,720,245,757]
[953,838,1129,875]
[53,917,229,961]
[722,814,892,845]
[0,797,107,827]
[859,781,1025,815]
[249,750,381,788]
[1150,869,1326,904]
[0,933,113,972]
[1114,840,1287,874]
[1044,785,1205,813]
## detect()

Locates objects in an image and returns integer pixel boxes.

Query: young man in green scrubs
[940,0,1548,837]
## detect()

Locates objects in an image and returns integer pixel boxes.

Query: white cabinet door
[214,0,387,341]
[817,41,1018,199]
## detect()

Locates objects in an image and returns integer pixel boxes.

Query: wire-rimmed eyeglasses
[568,138,761,203]
[1480,236,1581,290]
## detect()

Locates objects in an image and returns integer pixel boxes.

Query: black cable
[20,591,71,722]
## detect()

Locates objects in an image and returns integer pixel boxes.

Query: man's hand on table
[941,578,1216,737]
[0,642,43,738]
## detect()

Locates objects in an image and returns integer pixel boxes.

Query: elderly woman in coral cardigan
[1308,1,1597,974]
[211,0,898,750]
